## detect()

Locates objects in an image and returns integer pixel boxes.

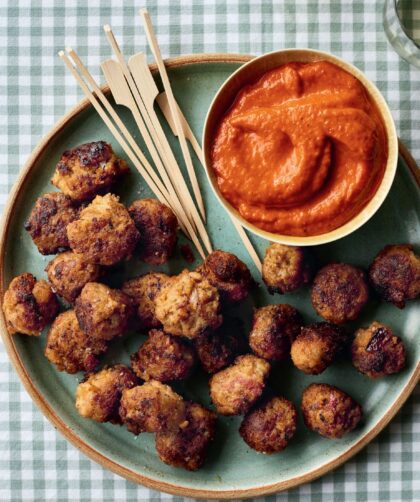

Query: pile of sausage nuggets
[3,141,420,470]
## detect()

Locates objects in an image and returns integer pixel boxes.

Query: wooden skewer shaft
[157,92,262,272]
[67,50,191,240]
[102,27,212,255]
[140,8,206,222]
[59,50,206,260]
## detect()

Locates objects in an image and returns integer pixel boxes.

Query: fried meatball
[155,270,222,339]
[2,273,59,336]
[51,141,129,202]
[131,329,196,382]
[67,193,139,266]
[24,192,81,255]
[368,244,420,309]
[122,273,170,330]
[197,250,252,303]
[209,354,270,416]
[119,380,186,435]
[128,199,178,265]
[45,310,107,373]
[249,304,303,361]
[75,365,138,423]
[291,323,348,375]
[351,321,406,378]
[194,317,247,374]
[262,244,313,294]
[311,263,369,324]
[301,383,362,439]
[75,282,133,341]
[46,251,102,303]
[155,402,216,471]
[239,396,297,454]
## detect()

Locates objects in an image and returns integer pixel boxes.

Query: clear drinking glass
[383,0,420,68]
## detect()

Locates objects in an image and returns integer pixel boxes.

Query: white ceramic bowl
[202,49,398,246]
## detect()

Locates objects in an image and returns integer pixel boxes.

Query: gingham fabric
[0,1,419,501]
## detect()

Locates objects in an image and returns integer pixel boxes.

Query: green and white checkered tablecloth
[0,1,419,500]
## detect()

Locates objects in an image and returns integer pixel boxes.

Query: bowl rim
[202,48,399,246]
[0,53,418,500]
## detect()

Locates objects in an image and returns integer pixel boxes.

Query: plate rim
[0,52,419,499]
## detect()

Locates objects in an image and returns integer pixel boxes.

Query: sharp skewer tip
[103,24,112,32]
[65,47,74,54]
[58,50,65,58]
[139,8,148,16]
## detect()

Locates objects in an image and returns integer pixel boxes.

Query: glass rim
[393,0,420,49]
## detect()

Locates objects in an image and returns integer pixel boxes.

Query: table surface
[0,1,419,501]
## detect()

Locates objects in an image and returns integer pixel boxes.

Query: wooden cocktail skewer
[100,58,192,238]
[102,26,212,255]
[59,49,206,260]
[139,8,206,222]
[157,92,263,272]
[126,51,213,253]
[67,49,189,239]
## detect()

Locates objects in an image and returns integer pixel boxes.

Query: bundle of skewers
[59,8,261,270]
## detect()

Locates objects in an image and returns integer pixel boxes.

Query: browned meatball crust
[46,251,102,303]
[122,273,170,330]
[24,192,81,255]
[197,250,252,303]
[75,365,138,423]
[311,263,369,324]
[128,199,178,265]
[155,270,222,339]
[194,317,247,374]
[239,396,297,453]
[155,402,216,471]
[119,380,186,435]
[301,383,362,439]
[51,141,129,202]
[249,304,303,361]
[291,323,348,375]
[67,194,139,266]
[131,329,196,382]
[209,354,270,416]
[352,321,406,378]
[75,282,133,341]
[2,273,59,336]
[262,244,313,294]
[369,244,420,309]
[45,310,107,373]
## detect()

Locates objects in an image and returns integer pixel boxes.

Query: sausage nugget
[291,323,347,375]
[311,263,369,324]
[194,317,247,374]
[45,310,107,373]
[197,250,252,303]
[46,251,102,303]
[368,244,420,309]
[119,380,186,435]
[122,273,170,330]
[67,194,140,266]
[155,270,222,340]
[75,365,138,423]
[239,396,297,454]
[131,329,196,382]
[262,244,312,294]
[249,304,303,361]
[75,282,133,341]
[2,273,59,336]
[128,199,178,265]
[24,192,81,255]
[155,402,216,471]
[351,321,406,378]
[51,141,129,202]
[209,354,270,416]
[301,383,362,439]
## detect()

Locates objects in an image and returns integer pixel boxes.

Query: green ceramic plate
[1,55,419,499]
